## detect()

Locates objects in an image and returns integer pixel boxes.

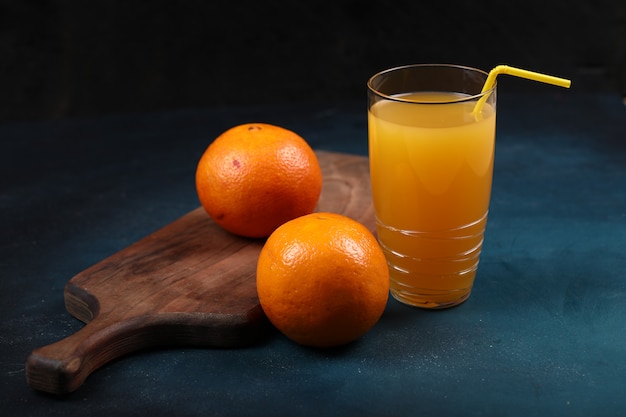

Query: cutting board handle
[26,315,129,394]
[26,310,269,394]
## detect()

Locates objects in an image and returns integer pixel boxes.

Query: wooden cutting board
[25,151,374,395]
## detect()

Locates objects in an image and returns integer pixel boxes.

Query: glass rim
[367,63,496,104]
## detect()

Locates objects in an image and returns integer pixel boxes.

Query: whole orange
[195,123,322,238]
[256,212,390,348]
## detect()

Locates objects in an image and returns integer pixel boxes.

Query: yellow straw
[473,65,571,117]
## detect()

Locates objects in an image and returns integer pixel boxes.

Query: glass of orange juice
[367,64,497,309]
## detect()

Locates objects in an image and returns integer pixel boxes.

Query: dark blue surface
[2,92,626,416]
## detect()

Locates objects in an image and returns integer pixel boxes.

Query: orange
[256,212,390,348]
[195,123,322,238]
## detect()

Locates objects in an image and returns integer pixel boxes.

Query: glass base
[389,287,472,309]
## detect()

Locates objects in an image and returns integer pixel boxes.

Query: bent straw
[473,65,571,117]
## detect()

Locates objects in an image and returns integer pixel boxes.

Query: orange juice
[368,92,496,308]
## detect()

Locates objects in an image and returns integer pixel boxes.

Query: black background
[1,0,625,123]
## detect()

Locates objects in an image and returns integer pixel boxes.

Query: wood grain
[25,150,373,394]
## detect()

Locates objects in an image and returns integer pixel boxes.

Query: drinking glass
[367,64,496,308]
